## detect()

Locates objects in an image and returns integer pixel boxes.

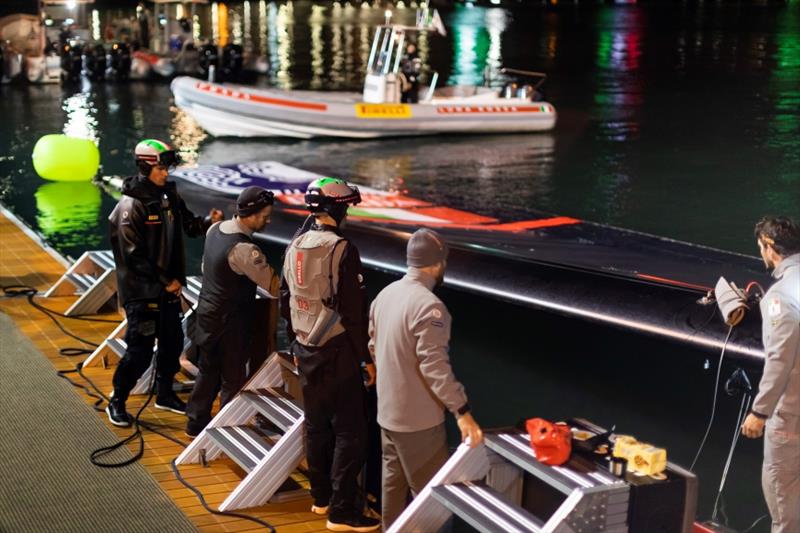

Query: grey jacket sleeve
[752,299,800,417]
[413,301,468,415]
[227,242,277,296]
[368,299,376,362]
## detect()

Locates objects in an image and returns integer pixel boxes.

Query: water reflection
[35,181,103,248]
[169,106,208,166]
[62,91,99,143]
[763,8,800,214]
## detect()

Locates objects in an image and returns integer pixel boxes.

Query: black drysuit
[108,175,209,400]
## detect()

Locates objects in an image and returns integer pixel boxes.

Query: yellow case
[613,436,667,475]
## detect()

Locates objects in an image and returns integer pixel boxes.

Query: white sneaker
[311,504,329,515]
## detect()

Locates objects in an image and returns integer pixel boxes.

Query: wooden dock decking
[0,209,328,533]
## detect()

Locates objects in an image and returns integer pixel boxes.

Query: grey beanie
[407,228,449,267]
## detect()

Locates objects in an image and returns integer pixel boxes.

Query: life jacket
[284,228,347,348]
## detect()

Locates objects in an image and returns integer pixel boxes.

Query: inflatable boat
[168,161,769,363]
[171,14,556,138]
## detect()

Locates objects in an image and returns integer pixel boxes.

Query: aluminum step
[205,425,275,473]
[65,272,95,292]
[240,389,304,433]
[431,481,544,533]
[485,433,621,495]
[106,337,127,358]
[90,250,116,270]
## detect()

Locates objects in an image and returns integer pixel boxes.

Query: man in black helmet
[280,177,379,532]
[106,139,223,427]
[185,186,278,437]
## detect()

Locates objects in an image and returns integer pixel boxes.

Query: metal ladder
[175,352,306,512]
[389,430,630,533]
[44,250,117,316]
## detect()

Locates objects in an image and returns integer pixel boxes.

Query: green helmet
[304,177,361,221]
[134,139,181,173]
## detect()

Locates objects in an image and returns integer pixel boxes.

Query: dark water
[2,2,799,530]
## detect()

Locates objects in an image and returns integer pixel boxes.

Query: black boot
[155,390,187,414]
[106,397,132,427]
[326,513,380,532]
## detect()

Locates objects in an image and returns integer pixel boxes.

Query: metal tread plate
[205,425,274,472]
[242,389,304,432]
[431,481,544,533]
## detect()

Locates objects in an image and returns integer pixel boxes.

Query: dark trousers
[297,339,368,519]
[185,311,249,433]
[112,294,183,402]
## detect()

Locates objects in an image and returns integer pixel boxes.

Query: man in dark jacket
[280,178,379,532]
[106,138,222,427]
[185,186,278,437]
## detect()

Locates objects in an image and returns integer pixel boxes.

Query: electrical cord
[3,284,276,529]
[690,325,734,471]
[742,514,769,533]
[711,392,751,523]
[171,458,277,533]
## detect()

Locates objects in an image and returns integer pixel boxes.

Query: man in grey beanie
[368,228,483,529]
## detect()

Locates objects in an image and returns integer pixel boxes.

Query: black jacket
[109,175,209,305]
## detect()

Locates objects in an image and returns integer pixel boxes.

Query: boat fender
[32,134,99,182]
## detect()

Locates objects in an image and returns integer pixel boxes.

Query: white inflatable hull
[171,76,557,139]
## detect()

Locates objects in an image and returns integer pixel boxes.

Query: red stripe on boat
[279,208,581,234]
[413,207,498,225]
[436,105,549,114]
[486,217,582,231]
[636,273,712,292]
[195,82,328,112]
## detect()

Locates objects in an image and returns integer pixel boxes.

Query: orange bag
[526,418,572,466]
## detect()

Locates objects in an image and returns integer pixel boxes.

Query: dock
[0,207,327,533]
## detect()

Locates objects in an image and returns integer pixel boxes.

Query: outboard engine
[175,41,199,76]
[107,42,131,81]
[61,42,83,83]
[221,43,244,82]
[83,43,106,81]
[198,43,218,81]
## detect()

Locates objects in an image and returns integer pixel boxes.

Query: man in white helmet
[106,139,223,427]
[280,178,379,532]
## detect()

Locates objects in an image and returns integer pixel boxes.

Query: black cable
[2,285,119,323]
[690,325,734,471]
[170,458,277,533]
[89,353,158,468]
[742,514,769,533]
[4,285,276,528]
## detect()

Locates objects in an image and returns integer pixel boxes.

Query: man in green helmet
[106,139,223,427]
[280,178,379,532]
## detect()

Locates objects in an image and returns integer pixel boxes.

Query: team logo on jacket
[769,298,781,317]
[295,251,305,286]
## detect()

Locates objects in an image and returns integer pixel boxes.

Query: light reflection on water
[1,6,798,529]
